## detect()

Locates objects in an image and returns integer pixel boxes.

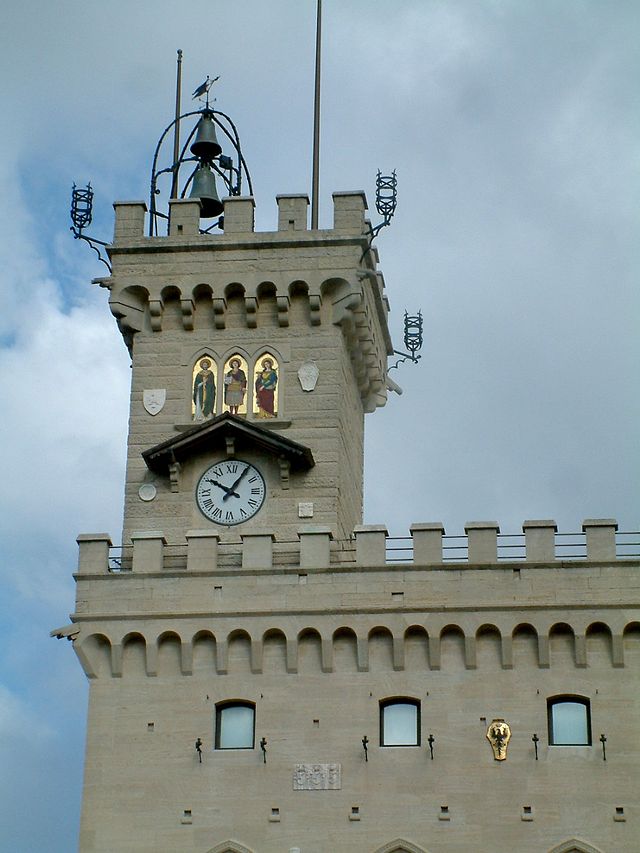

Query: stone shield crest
[143,389,166,416]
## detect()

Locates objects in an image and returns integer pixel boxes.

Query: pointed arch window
[192,355,218,421]
[253,352,279,419]
[222,355,249,416]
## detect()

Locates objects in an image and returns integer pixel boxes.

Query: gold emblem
[486,719,511,761]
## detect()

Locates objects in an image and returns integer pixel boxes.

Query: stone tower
[107,191,391,552]
[55,120,639,853]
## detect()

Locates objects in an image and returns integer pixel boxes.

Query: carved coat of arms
[143,389,166,416]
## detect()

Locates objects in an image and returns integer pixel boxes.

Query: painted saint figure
[193,358,216,420]
[224,358,247,415]
[255,358,278,418]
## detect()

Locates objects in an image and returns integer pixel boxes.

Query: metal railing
[104,532,640,571]
[385,532,640,564]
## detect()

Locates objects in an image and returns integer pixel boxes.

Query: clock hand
[223,464,251,501]
[205,478,240,498]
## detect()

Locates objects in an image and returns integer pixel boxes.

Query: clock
[196,459,266,525]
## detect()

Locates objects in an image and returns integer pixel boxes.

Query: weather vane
[69,52,254,267]
[147,56,252,236]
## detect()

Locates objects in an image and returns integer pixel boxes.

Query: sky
[0,1,638,850]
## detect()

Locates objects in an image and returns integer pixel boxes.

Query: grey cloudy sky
[0,1,638,849]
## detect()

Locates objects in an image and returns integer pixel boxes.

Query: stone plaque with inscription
[293,763,341,790]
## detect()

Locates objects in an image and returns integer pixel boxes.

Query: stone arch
[404,625,429,670]
[157,630,183,676]
[549,622,576,666]
[262,628,288,673]
[333,626,358,672]
[206,841,255,853]
[159,285,183,331]
[121,632,147,678]
[320,276,357,326]
[289,279,311,325]
[368,626,394,671]
[111,285,150,345]
[585,621,613,666]
[227,629,252,673]
[298,627,323,672]
[373,839,430,853]
[440,624,466,670]
[224,282,247,330]
[82,633,112,679]
[255,281,278,327]
[623,621,640,664]
[475,624,502,669]
[547,839,604,853]
[512,622,539,667]
[192,630,217,673]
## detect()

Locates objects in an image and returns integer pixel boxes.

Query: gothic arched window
[253,352,279,419]
[192,355,218,421]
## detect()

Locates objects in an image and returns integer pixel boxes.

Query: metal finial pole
[170,49,183,200]
[311,0,322,229]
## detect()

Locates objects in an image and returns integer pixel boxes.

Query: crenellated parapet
[76,519,631,574]
[66,518,640,681]
[102,192,392,411]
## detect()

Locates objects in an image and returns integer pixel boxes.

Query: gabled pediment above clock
[142,412,314,490]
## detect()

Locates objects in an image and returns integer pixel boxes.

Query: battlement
[76,519,637,575]
[112,191,370,242]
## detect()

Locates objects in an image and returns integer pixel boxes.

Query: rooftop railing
[76,520,639,576]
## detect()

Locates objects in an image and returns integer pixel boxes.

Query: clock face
[196,459,266,525]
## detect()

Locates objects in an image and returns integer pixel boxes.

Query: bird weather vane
[192,75,220,106]
[68,53,253,259]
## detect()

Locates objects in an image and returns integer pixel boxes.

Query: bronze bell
[189,165,224,218]
[190,113,222,161]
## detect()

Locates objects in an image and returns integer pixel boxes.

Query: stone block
[185,530,220,571]
[354,524,388,565]
[465,521,500,564]
[583,518,618,560]
[523,520,557,562]
[332,191,367,233]
[276,194,309,231]
[113,201,146,240]
[411,522,445,564]
[241,532,275,569]
[298,525,332,568]
[76,533,112,574]
[168,198,201,237]
[131,531,166,573]
[223,196,255,233]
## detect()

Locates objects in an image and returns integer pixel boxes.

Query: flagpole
[311,0,322,229]
[170,49,183,200]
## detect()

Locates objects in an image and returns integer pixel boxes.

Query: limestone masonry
[54,189,640,853]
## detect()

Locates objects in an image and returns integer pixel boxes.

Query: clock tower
[106,188,391,551]
[56,87,640,853]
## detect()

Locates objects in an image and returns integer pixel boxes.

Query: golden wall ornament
[486,719,511,761]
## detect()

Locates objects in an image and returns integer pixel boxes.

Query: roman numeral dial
[196,460,266,525]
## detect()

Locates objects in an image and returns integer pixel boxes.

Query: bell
[189,165,224,218]
[190,113,222,161]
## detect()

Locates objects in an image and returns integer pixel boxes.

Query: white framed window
[547,696,591,746]
[215,701,255,749]
[380,698,421,746]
